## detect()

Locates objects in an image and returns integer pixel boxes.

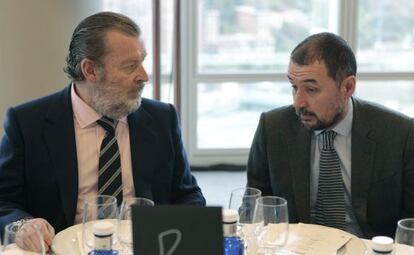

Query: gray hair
[64,12,141,81]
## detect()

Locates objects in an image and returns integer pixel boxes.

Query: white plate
[51,224,82,255]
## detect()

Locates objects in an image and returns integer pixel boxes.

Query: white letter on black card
[158,229,182,255]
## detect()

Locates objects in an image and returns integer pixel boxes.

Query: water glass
[229,187,262,223]
[229,187,261,253]
[395,218,414,247]
[118,197,154,254]
[82,195,118,253]
[253,196,289,254]
[2,221,45,254]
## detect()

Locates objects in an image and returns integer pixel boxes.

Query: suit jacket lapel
[287,122,312,222]
[128,106,157,200]
[43,85,78,226]
[351,98,376,236]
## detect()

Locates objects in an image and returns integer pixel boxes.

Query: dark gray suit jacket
[0,85,205,235]
[247,97,414,238]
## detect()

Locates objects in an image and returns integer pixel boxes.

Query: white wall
[0,0,106,135]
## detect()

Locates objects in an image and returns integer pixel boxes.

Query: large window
[182,0,414,165]
[183,0,340,164]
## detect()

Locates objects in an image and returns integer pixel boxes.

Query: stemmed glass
[229,187,262,254]
[395,218,414,252]
[253,196,289,255]
[82,195,118,254]
[118,197,154,255]
[2,221,45,254]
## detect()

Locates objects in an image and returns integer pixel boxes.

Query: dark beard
[308,111,343,130]
[297,108,344,131]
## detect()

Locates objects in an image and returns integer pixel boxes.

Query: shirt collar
[314,99,353,137]
[70,83,127,129]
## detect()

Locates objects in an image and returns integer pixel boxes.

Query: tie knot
[321,130,336,150]
[97,116,118,134]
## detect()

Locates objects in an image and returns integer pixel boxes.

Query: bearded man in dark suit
[0,12,205,252]
[247,32,414,238]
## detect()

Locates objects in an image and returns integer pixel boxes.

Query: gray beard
[91,83,144,119]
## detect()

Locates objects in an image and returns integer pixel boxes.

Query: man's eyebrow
[287,76,317,84]
[121,53,148,65]
[303,78,317,84]
[120,59,139,65]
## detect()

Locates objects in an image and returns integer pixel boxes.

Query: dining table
[3,223,414,254]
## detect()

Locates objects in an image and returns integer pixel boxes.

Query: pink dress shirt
[71,84,135,224]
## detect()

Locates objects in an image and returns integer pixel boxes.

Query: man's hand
[15,218,55,252]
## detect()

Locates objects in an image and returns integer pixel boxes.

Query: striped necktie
[315,130,346,230]
[97,116,123,206]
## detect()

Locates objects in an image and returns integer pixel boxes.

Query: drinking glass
[118,197,154,254]
[395,218,414,248]
[253,196,289,255]
[82,195,118,254]
[229,187,262,254]
[2,221,45,254]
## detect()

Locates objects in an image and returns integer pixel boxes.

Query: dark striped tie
[97,116,123,206]
[315,130,346,230]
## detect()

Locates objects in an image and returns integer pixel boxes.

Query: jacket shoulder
[262,105,300,130]
[139,98,176,118]
[11,87,69,117]
[353,97,413,126]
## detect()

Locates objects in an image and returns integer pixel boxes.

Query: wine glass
[229,187,261,254]
[2,221,45,254]
[118,197,154,254]
[395,218,414,251]
[82,195,118,254]
[253,196,289,255]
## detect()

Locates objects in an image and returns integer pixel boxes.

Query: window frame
[181,0,414,166]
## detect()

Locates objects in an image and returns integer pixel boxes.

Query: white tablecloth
[4,222,412,255]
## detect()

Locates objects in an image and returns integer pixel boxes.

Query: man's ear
[341,75,356,98]
[80,58,99,82]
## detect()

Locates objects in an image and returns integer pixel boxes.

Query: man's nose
[293,89,308,109]
[135,65,149,83]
